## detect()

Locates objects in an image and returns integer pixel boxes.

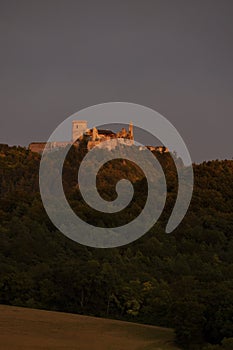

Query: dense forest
[0,143,232,349]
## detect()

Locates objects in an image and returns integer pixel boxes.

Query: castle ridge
[28,120,168,154]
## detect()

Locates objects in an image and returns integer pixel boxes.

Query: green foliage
[203,338,233,350]
[0,144,233,349]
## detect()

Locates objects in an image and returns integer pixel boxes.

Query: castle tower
[92,127,98,141]
[72,120,87,142]
[129,121,134,140]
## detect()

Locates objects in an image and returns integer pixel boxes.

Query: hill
[0,305,179,350]
[0,144,233,349]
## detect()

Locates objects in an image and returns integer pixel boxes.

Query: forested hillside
[0,144,232,349]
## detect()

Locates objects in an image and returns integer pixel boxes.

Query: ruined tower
[129,121,134,140]
[72,120,88,142]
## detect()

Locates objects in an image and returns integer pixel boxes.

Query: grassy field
[0,305,180,350]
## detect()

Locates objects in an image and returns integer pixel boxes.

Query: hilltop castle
[29,121,134,153]
[72,120,134,151]
[29,120,168,154]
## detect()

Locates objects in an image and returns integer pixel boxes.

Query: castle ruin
[28,120,168,154]
[29,121,134,153]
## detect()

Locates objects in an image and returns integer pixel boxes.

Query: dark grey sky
[0,0,232,162]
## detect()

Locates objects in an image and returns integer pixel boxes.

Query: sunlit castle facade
[28,120,168,154]
[28,121,134,153]
[73,121,134,151]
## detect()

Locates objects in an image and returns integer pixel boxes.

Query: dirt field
[0,305,179,350]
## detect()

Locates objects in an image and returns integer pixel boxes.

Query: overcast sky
[0,0,232,162]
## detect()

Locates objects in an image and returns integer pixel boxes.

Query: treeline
[0,144,232,349]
